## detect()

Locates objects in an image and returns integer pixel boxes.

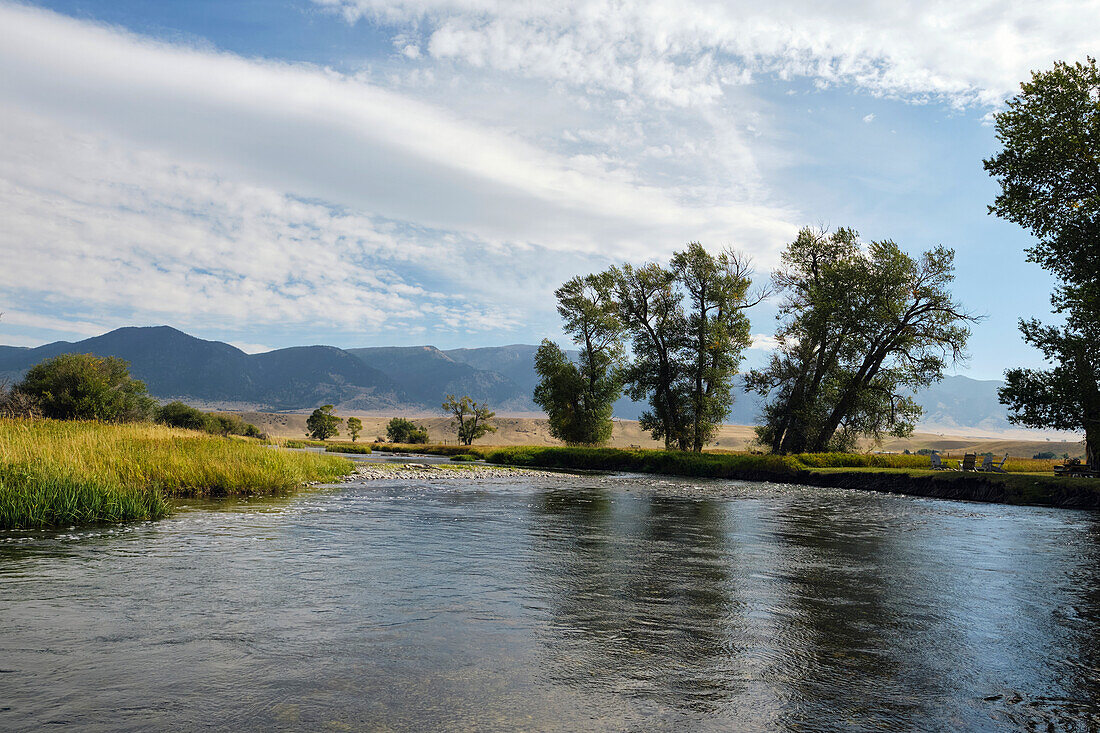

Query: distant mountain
[349,346,529,411]
[0,326,404,410]
[0,326,1029,434]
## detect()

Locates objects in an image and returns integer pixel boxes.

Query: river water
[2,471,1100,731]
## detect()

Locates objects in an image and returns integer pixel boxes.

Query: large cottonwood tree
[985,58,1100,469]
[747,228,976,454]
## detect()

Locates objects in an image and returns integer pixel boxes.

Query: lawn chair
[930,453,947,470]
[958,453,977,472]
[990,454,1008,473]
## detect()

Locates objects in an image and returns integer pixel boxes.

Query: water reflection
[530,489,738,711]
[2,476,1100,731]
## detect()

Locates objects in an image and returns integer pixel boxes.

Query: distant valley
[0,325,1064,437]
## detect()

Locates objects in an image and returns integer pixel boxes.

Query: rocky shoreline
[339,461,567,482]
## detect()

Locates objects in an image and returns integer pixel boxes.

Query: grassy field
[0,419,353,529]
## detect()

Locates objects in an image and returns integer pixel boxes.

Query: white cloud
[0,107,518,335]
[862,113,876,123]
[229,341,275,354]
[317,0,1098,108]
[0,2,797,265]
[0,2,806,342]
[748,333,780,351]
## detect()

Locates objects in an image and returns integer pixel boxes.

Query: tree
[610,243,762,451]
[671,243,762,451]
[615,262,691,449]
[533,272,623,446]
[984,58,1100,315]
[999,317,1100,470]
[306,405,342,441]
[985,59,1100,470]
[747,228,977,453]
[346,417,363,442]
[15,353,155,422]
[386,417,429,444]
[442,394,496,446]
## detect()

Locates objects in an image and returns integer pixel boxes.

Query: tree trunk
[1086,422,1100,473]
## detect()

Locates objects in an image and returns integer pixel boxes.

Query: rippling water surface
[3,473,1100,731]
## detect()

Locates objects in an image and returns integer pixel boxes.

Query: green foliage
[533,340,615,446]
[306,404,342,441]
[602,243,759,451]
[346,416,363,442]
[984,57,1100,313]
[986,59,1100,470]
[535,273,623,446]
[0,419,352,529]
[386,417,429,444]
[15,353,156,422]
[450,453,479,462]
[746,228,976,454]
[156,401,207,430]
[442,395,497,446]
[670,243,757,451]
[325,443,372,454]
[156,402,262,438]
[1034,451,1058,460]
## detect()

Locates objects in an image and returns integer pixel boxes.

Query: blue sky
[0,0,1092,378]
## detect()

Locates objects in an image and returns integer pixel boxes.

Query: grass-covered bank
[0,419,353,529]
[369,442,1100,509]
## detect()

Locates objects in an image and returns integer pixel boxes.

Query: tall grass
[0,419,353,529]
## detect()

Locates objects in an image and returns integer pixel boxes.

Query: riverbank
[0,419,353,529]
[369,443,1100,509]
[342,461,565,481]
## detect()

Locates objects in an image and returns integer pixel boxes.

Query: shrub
[1034,451,1057,460]
[450,453,479,462]
[15,353,155,422]
[0,381,39,418]
[156,401,208,430]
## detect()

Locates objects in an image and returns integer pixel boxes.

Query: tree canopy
[346,416,363,442]
[386,417,429,444]
[306,404,342,441]
[986,58,1100,468]
[746,228,976,453]
[15,353,155,422]
[442,395,496,446]
[533,272,623,446]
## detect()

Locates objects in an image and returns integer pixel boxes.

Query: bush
[1034,451,1057,460]
[0,381,39,418]
[450,453,480,462]
[156,401,208,430]
[15,353,155,422]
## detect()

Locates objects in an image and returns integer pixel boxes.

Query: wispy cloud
[318,0,1099,108]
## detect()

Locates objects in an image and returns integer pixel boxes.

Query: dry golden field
[241,412,1086,459]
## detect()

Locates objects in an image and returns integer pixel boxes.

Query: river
[2,471,1099,731]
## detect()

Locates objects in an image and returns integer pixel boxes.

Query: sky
[0,0,1096,378]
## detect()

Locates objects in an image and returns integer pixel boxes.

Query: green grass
[449,453,480,462]
[325,444,372,454]
[0,419,353,529]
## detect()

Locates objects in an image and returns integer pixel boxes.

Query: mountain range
[0,325,1029,434]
